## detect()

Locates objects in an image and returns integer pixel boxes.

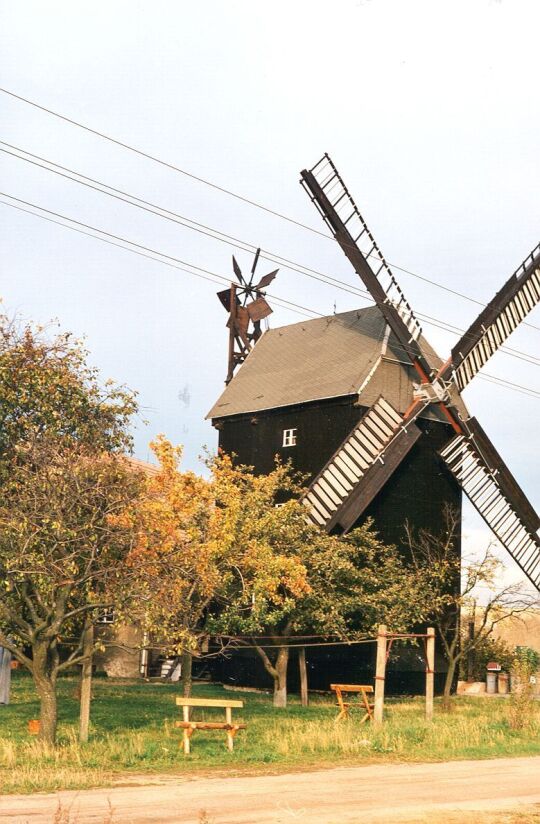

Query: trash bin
[486,671,498,694]
[498,672,509,694]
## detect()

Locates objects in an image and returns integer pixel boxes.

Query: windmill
[299,154,540,591]
[217,249,278,384]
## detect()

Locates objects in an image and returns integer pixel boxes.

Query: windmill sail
[297,154,539,589]
[448,243,540,391]
[301,154,434,377]
[440,423,540,590]
[303,397,422,533]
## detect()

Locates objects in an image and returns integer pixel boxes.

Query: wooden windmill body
[209,154,540,597]
[207,154,540,691]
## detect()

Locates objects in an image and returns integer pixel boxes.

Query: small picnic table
[175,696,246,754]
[330,683,374,723]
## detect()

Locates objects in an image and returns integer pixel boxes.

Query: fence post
[466,620,475,681]
[374,624,387,726]
[426,627,435,721]
[299,647,309,706]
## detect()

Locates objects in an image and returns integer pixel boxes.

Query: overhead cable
[2,142,540,371]
[2,192,539,402]
[1,87,538,332]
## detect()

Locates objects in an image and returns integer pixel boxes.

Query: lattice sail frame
[299,153,540,591]
[301,154,423,344]
[304,398,405,527]
[441,435,540,589]
[449,244,540,390]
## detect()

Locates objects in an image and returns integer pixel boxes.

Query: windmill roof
[206,306,468,422]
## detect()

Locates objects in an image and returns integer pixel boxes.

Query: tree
[122,440,426,709]
[214,516,426,708]
[116,436,218,697]
[406,505,538,709]
[205,458,426,708]
[0,439,141,744]
[0,317,136,467]
[0,315,139,744]
[118,439,307,699]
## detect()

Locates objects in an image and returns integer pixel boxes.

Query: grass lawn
[1,671,540,795]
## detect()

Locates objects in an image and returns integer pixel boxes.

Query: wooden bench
[175,697,246,754]
[330,684,374,723]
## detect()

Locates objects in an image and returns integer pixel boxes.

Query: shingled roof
[207,306,467,422]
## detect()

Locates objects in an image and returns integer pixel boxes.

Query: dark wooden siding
[212,396,461,692]
[216,396,462,554]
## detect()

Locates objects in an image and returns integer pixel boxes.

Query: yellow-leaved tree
[125,437,426,707]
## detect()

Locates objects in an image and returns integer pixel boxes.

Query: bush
[459,636,515,681]
[508,648,539,731]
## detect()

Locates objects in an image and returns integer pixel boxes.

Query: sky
[1,0,539,591]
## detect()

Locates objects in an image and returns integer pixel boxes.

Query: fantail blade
[254,269,278,290]
[232,255,245,285]
[251,248,261,278]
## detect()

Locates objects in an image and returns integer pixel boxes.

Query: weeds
[508,659,540,731]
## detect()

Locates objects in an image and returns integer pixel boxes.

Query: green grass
[1,671,540,795]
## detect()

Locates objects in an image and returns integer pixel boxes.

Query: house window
[282,428,297,447]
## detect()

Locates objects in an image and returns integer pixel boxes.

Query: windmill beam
[301,167,434,378]
[326,423,422,534]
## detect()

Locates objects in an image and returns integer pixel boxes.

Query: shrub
[508,647,539,731]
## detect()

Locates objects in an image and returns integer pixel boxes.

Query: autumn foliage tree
[0,314,139,744]
[116,436,218,696]
[126,438,426,707]
[209,490,427,707]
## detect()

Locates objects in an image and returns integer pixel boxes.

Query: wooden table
[330,683,374,723]
[175,697,246,754]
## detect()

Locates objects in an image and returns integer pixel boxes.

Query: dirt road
[2,756,540,823]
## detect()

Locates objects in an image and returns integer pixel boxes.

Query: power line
[0,195,318,321]
[2,86,539,334]
[0,86,323,237]
[2,192,537,398]
[2,192,540,403]
[2,141,540,372]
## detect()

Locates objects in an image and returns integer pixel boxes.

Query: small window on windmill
[282,428,297,447]
[97,607,115,624]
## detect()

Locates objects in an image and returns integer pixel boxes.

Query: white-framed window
[282,428,297,447]
[97,607,115,624]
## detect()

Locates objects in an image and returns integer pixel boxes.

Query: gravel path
[2,756,540,823]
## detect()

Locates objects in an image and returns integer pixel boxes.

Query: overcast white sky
[1,0,539,589]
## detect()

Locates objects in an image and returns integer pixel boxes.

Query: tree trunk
[79,621,94,743]
[442,657,457,710]
[272,647,289,708]
[32,641,59,745]
[254,642,290,708]
[298,647,308,707]
[181,649,193,697]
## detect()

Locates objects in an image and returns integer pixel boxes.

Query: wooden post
[426,627,435,721]
[225,706,233,752]
[79,621,94,743]
[0,647,12,705]
[373,624,387,726]
[299,647,308,707]
[226,284,237,384]
[182,704,191,755]
[466,620,475,681]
